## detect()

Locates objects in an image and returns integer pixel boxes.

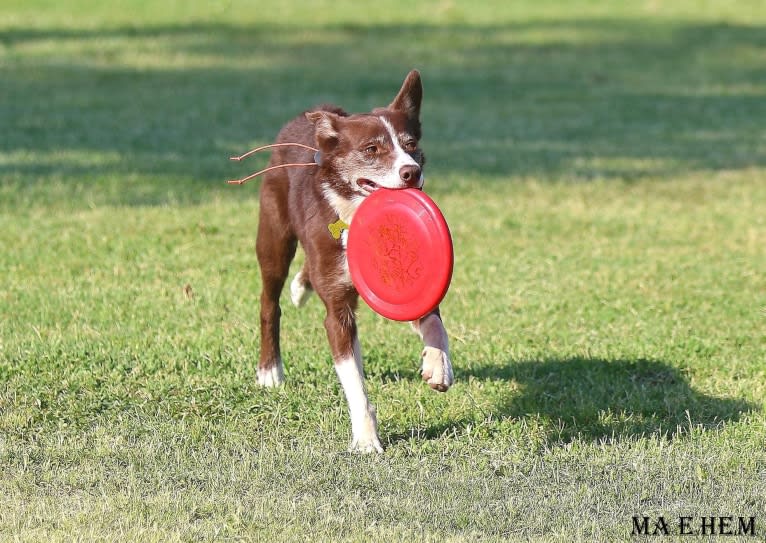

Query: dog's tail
[290,267,313,307]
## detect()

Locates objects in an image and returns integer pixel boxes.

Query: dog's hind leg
[411,308,453,392]
[255,183,297,387]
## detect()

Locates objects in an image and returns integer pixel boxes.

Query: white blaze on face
[372,117,423,190]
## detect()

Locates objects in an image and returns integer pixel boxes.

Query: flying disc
[347,188,453,321]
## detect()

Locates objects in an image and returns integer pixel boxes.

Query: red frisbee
[347,188,453,321]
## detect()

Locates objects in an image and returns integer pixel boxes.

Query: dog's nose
[399,164,422,186]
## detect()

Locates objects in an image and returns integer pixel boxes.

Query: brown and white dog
[254,70,452,453]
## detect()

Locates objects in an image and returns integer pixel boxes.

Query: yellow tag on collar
[328,219,349,240]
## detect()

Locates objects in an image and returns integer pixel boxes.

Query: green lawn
[2,1,765,541]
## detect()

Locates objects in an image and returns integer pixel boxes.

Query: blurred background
[3,0,765,208]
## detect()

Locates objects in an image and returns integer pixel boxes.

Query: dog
[254,70,453,453]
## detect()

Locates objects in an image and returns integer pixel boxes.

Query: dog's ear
[306,110,340,153]
[389,69,422,121]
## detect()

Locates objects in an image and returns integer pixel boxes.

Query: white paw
[348,406,383,453]
[350,435,384,454]
[257,363,285,387]
[290,271,312,307]
[421,346,453,392]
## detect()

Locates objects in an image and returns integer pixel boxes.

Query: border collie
[253,70,452,452]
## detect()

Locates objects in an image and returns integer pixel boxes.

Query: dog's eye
[364,145,378,155]
[404,140,418,152]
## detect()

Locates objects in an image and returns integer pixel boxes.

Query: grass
[1,0,766,540]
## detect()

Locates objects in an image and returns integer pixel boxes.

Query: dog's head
[306,70,426,219]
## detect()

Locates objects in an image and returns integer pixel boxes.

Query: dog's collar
[328,218,349,240]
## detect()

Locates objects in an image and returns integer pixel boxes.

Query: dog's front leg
[411,308,453,392]
[325,302,383,453]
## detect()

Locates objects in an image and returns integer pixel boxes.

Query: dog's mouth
[357,178,380,195]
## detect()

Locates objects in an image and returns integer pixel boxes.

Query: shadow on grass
[390,357,753,444]
[2,19,766,206]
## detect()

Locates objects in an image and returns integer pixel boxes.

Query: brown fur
[253,70,452,451]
